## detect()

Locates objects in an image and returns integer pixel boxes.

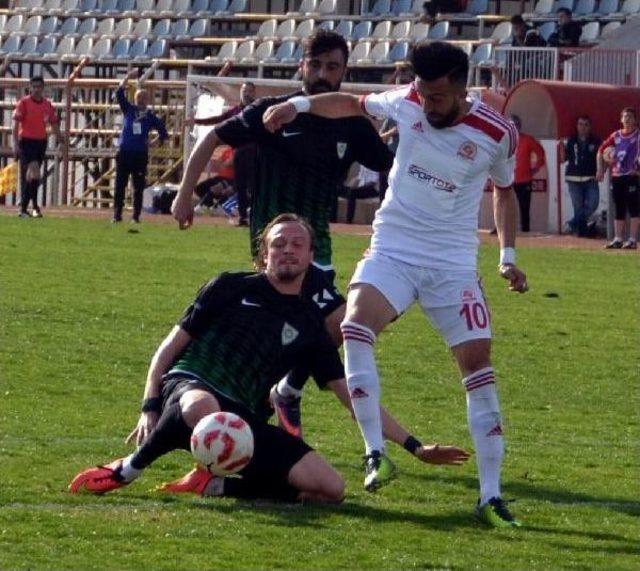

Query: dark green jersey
[168,272,344,420]
[215,92,394,266]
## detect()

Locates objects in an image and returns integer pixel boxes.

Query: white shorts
[350,252,492,348]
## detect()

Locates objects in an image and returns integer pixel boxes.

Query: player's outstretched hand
[171,191,194,230]
[262,102,297,133]
[499,264,528,293]
[415,444,471,466]
[126,412,159,447]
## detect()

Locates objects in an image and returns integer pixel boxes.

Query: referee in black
[113,69,168,223]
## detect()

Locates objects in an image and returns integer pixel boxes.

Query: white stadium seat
[316,0,337,15]
[245,39,274,63]
[286,19,315,41]
[318,20,334,31]
[410,22,430,42]
[348,40,371,64]
[0,35,23,56]
[351,20,373,41]
[600,20,621,36]
[251,18,278,40]
[579,21,600,42]
[335,20,353,39]
[39,16,60,35]
[232,40,255,62]
[263,39,296,63]
[207,40,237,62]
[287,0,317,16]
[362,20,392,42]
[91,37,113,59]
[490,21,512,43]
[390,21,412,41]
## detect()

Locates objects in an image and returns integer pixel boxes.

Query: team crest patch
[336,142,347,159]
[461,288,476,302]
[281,322,299,346]
[457,141,477,161]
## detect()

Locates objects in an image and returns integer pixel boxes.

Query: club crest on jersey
[336,142,347,159]
[457,141,477,161]
[412,121,424,133]
[461,288,477,302]
[281,322,299,346]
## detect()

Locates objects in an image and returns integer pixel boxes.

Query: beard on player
[274,257,307,282]
[426,101,461,130]
[304,77,341,95]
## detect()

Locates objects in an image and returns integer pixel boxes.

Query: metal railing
[493,47,560,89]
[564,49,640,87]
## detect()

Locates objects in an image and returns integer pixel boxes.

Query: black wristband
[403,435,422,455]
[141,397,162,413]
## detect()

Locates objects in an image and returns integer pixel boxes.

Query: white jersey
[362,84,517,270]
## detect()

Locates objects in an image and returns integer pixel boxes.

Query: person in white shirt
[263,42,528,528]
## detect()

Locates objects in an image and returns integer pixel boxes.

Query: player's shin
[341,320,384,454]
[463,367,504,505]
[129,402,192,473]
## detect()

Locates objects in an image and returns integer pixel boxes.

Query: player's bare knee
[322,473,345,503]
[179,390,220,428]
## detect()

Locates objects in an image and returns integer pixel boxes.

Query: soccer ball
[602,146,616,165]
[190,412,254,476]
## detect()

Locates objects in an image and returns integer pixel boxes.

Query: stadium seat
[209,0,230,13]
[156,0,174,16]
[52,35,75,58]
[524,0,554,19]
[365,0,392,17]
[0,35,23,56]
[273,19,297,40]
[98,0,118,15]
[190,0,212,15]
[579,21,600,42]
[117,0,137,14]
[91,37,113,59]
[351,20,373,41]
[177,18,210,40]
[15,35,40,58]
[39,16,60,35]
[128,18,152,38]
[410,22,430,42]
[175,0,194,17]
[0,16,7,33]
[470,42,493,65]
[36,35,58,56]
[87,18,114,40]
[389,40,409,62]
[208,40,237,62]
[348,40,372,64]
[553,0,575,12]
[52,17,79,38]
[151,19,172,39]
[282,42,303,63]
[62,35,92,59]
[370,41,392,63]
[600,19,621,36]
[400,0,424,16]
[38,0,64,15]
[390,20,412,41]
[14,16,42,38]
[251,18,278,40]
[245,40,273,63]
[72,0,98,13]
[573,0,596,18]
[391,0,412,15]
[147,38,167,58]
[596,0,619,15]
[232,40,255,61]
[222,0,248,14]
[428,21,450,39]
[13,0,43,13]
[263,39,296,62]
[113,17,134,38]
[361,20,392,41]
[318,20,334,31]
[286,19,316,41]
[335,20,354,39]
[536,20,556,41]
[129,37,149,58]
[137,0,156,16]
[287,0,317,16]
[112,37,131,58]
[171,19,191,37]
[315,0,337,15]
[607,0,640,18]
[489,21,512,43]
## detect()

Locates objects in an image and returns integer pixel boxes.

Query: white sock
[341,320,384,455]
[276,378,303,399]
[463,367,504,505]
[120,454,144,483]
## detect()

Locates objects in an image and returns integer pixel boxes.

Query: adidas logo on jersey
[281,322,299,346]
[486,424,503,437]
[350,387,369,399]
[412,121,424,133]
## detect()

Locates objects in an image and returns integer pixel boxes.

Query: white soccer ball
[190,412,254,476]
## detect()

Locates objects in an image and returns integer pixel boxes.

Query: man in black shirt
[173,30,394,436]
[69,214,469,501]
[548,8,582,47]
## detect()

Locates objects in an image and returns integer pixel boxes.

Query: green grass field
[1,215,638,570]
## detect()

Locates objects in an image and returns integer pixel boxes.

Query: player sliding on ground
[69,214,469,503]
[263,42,528,527]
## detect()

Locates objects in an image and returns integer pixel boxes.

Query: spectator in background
[508,15,547,47]
[193,145,235,215]
[420,0,468,22]
[113,69,168,224]
[548,8,582,47]
[597,107,640,249]
[562,116,601,236]
[339,163,380,223]
[187,80,257,227]
[12,76,62,218]
[512,115,546,232]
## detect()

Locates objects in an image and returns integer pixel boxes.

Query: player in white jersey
[263,42,528,528]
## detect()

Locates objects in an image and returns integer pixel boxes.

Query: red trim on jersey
[476,105,518,156]
[404,86,421,106]
[461,114,505,143]
[359,95,369,115]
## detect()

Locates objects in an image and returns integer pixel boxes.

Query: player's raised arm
[327,378,470,466]
[172,129,223,229]
[262,93,363,133]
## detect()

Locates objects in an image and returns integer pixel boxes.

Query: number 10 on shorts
[459,301,489,330]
